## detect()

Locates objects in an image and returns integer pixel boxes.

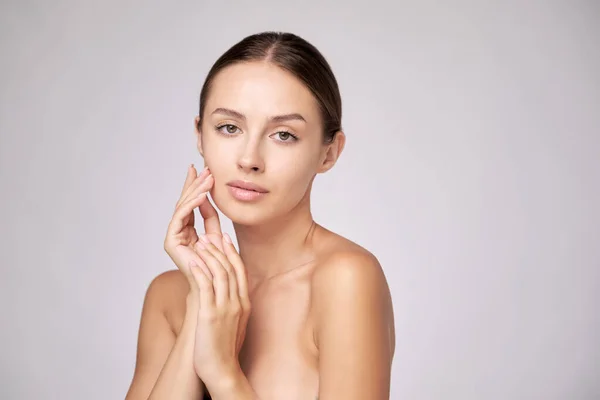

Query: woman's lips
[226,180,268,193]
[226,185,268,202]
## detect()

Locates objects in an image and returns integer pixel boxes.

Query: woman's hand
[189,233,252,395]
[163,164,223,281]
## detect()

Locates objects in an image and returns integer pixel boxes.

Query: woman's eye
[275,131,297,142]
[217,124,240,135]
[279,132,290,140]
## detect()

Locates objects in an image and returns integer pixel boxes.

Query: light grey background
[1,1,598,399]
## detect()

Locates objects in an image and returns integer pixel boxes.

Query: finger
[222,233,250,306]
[199,195,224,252]
[177,170,212,209]
[179,164,198,199]
[199,194,222,237]
[167,191,209,237]
[176,166,204,208]
[190,261,215,309]
[189,256,213,282]
[199,235,239,304]
[186,259,200,291]
[206,232,224,253]
[170,175,213,232]
[195,240,229,307]
[179,174,213,209]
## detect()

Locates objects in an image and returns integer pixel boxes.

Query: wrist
[176,315,198,353]
[205,364,252,400]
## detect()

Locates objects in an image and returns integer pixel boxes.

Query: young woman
[125,31,395,400]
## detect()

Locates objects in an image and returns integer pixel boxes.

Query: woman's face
[196,61,337,226]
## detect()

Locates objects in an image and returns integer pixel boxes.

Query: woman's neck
[233,196,318,282]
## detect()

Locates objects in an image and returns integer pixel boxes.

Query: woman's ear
[318,131,346,173]
[195,116,204,157]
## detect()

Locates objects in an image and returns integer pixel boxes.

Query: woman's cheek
[203,145,229,179]
[283,168,314,201]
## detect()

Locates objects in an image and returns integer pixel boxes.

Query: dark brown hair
[197,31,342,144]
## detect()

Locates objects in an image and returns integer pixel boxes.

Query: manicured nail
[195,241,205,250]
[224,233,232,244]
[200,234,210,244]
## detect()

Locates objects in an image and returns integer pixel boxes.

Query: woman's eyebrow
[211,107,306,123]
[270,113,306,123]
[212,107,245,120]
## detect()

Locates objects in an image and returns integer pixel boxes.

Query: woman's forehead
[206,62,321,121]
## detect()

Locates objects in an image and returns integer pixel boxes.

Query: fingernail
[200,234,210,244]
[195,241,205,250]
[224,233,232,244]
[197,190,207,198]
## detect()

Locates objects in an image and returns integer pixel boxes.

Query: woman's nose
[237,142,264,173]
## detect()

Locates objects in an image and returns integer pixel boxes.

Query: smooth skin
[125,61,395,400]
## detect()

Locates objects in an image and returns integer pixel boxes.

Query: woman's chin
[228,209,265,226]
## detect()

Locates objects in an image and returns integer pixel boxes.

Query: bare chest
[238,275,319,400]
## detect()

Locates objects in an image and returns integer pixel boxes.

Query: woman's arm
[125,271,205,400]
[312,251,395,400]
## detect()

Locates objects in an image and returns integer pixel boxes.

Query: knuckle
[198,276,211,287]
[230,303,242,316]
[199,309,217,322]
[242,300,251,312]
[214,269,227,280]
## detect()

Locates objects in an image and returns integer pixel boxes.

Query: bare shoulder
[310,228,395,355]
[145,269,189,334]
[311,229,387,289]
[312,240,389,302]
[146,269,188,306]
